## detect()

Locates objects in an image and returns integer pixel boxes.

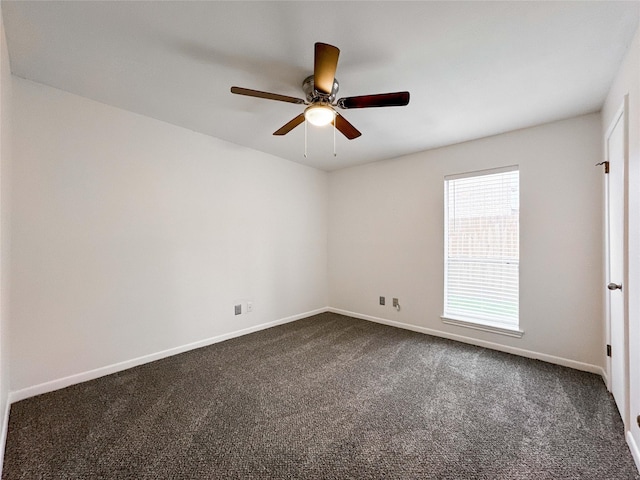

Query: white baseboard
[9,307,327,404]
[628,431,640,474]
[0,306,619,478]
[0,397,9,476]
[7,307,607,404]
[601,369,610,390]
[328,308,604,376]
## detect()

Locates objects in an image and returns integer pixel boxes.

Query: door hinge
[607,344,612,357]
[596,161,609,174]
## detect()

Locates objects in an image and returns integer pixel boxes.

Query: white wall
[10,77,328,394]
[0,2,12,471]
[328,113,603,370]
[602,24,640,469]
[2,28,633,474]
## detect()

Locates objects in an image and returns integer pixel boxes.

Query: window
[443,166,521,336]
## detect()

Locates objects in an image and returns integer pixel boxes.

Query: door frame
[604,95,629,429]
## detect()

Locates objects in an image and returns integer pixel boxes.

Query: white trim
[2,306,614,478]
[5,309,607,402]
[444,164,519,181]
[603,132,612,393]
[601,368,610,391]
[628,431,640,474]
[603,96,630,429]
[329,307,604,376]
[6,307,606,403]
[0,398,9,476]
[8,307,328,403]
[443,167,520,328]
[441,315,524,338]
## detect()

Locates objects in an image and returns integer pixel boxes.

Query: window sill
[441,315,524,338]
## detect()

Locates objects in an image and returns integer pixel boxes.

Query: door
[605,101,627,424]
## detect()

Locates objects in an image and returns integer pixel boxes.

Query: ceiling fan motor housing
[303,75,339,104]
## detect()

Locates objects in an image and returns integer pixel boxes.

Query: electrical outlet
[247,302,253,313]
[379,296,385,305]
[393,298,399,307]
[234,304,242,315]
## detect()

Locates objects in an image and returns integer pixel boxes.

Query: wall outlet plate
[379,296,385,305]
[234,304,241,315]
[247,301,253,313]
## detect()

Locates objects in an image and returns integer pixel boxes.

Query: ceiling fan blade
[337,91,410,109]
[231,86,306,104]
[332,113,362,140]
[314,43,340,95]
[273,113,306,136]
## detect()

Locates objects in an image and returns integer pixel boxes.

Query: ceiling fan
[231,42,410,140]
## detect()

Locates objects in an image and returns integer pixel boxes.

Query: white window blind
[444,166,519,328]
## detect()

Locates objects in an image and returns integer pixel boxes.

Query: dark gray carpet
[3,312,639,479]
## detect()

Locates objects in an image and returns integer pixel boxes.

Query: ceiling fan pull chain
[304,118,308,158]
[333,111,337,157]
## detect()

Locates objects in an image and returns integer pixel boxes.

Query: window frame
[441,165,523,338]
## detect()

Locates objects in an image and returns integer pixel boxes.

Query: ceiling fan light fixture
[304,105,334,126]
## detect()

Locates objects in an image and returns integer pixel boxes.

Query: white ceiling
[2,1,639,171]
